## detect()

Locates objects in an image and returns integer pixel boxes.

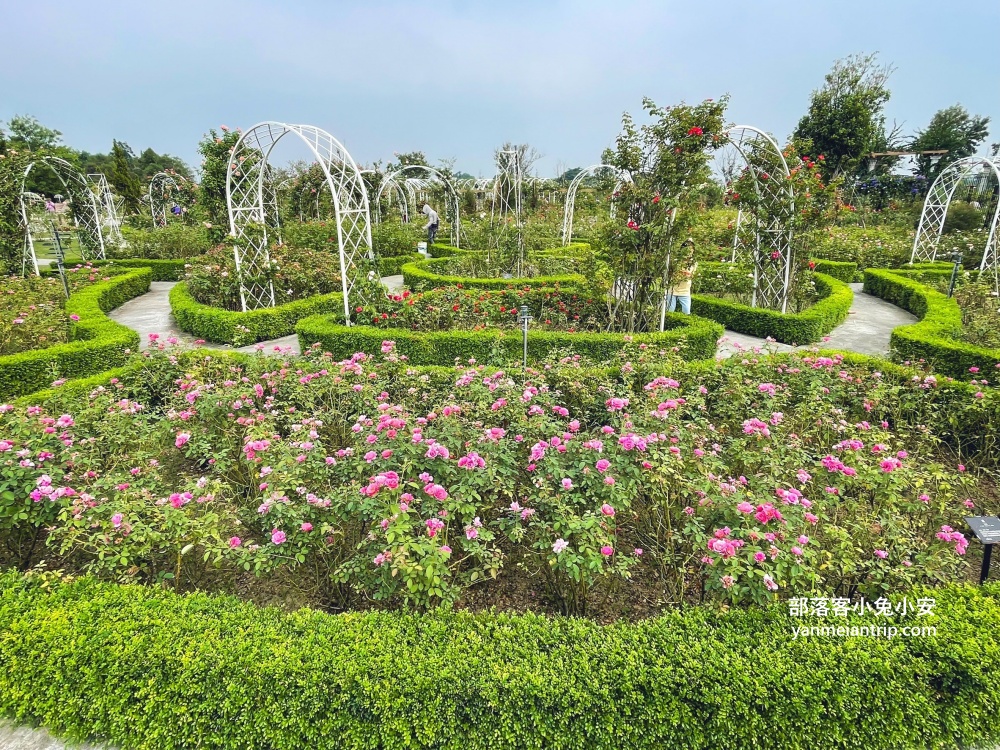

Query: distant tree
[108,140,144,215]
[5,114,63,151]
[196,127,242,243]
[793,53,894,179]
[559,167,583,183]
[910,104,991,183]
[393,151,428,167]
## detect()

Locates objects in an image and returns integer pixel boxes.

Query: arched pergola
[88,172,123,246]
[490,150,523,272]
[20,156,107,275]
[376,165,461,246]
[561,164,623,245]
[148,171,184,227]
[721,126,795,312]
[911,156,1000,273]
[226,122,374,318]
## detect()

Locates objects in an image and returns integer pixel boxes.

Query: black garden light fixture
[947,250,963,298]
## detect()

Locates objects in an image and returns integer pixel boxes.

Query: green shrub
[1,574,999,750]
[0,269,149,399]
[115,224,213,259]
[52,258,188,281]
[170,282,345,346]
[428,242,473,258]
[371,220,425,257]
[297,313,722,364]
[810,259,858,282]
[809,225,914,269]
[863,269,1000,379]
[944,202,984,234]
[691,272,853,344]
[378,253,423,277]
[403,256,588,292]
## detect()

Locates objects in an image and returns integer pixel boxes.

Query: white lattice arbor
[561,164,623,245]
[88,173,123,246]
[911,157,1000,272]
[721,126,795,312]
[490,150,523,272]
[377,165,461,247]
[20,157,107,275]
[148,172,182,226]
[226,122,374,318]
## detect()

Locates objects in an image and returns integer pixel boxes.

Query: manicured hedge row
[378,252,423,277]
[42,259,188,281]
[429,243,473,258]
[811,259,858,283]
[1,574,998,750]
[863,268,1000,379]
[169,283,345,346]
[0,269,149,400]
[297,314,723,364]
[692,272,853,344]
[402,257,588,292]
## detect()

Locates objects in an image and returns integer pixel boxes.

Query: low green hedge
[429,243,473,258]
[378,252,423,277]
[297,313,722,364]
[0,269,149,400]
[692,272,853,344]
[1,574,999,750]
[42,259,188,282]
[169,283,345,346]
[403,257,588,292]
[863,268,1000,379]
[811,259,858,283]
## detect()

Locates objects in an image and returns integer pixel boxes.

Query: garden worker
[422,203,440,246]
[666,238,697,315]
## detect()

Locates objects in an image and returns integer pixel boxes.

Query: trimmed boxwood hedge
[1,573,998,750]
[41,258,188,282]
[169,282,346,345]
[691,272,853,345]
[403,243,592,292]
[811,259,858,283]
[297,313,723,364]
[0,268,150,400]
[863,268,1000,379]
[378,252,424,277]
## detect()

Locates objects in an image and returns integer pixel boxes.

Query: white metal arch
[561,164,622,245]
[723,125,795,312]
[395,165,461,247]
[911,156,1000,269]
[226,122,374,319]
[20,157,107,275]
[88,173,123,246]
[148,171,184,227]
[491,150,523,271]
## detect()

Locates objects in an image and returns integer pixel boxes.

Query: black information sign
[966,517,1000,585]
[966,517,1000,545]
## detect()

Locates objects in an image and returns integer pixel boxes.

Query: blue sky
[1,0,998,177]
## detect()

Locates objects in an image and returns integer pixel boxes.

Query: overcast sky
[1,0,998,177]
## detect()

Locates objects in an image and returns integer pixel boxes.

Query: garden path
[108,280,915,363]
[714,284,916,360]
[0,720,105,749]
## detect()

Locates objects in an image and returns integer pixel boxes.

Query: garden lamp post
[518,304,532,369]
[948,250,963,298]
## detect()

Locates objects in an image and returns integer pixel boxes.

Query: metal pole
[519,305,531,369]
[981,544,993,585]
[50,221,70,299]
[948,251,963,298]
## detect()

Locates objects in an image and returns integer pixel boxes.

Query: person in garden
[421,202,440,245]
[666,238,697,314]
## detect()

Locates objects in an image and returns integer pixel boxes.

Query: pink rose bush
[0,345,992,614]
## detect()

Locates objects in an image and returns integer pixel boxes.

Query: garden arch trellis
[910,157,1000,280]
[721,125,795,312]
[377,165,461,246]
[226,122,374,319]
[148,171,185,227]
[20,156,107,276]
[88,172,123,246]
[561,164,625,245]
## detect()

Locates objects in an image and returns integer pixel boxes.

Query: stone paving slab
[0,720,105,749]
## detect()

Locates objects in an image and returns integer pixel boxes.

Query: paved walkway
[715,284,915,359]
[0,720,104,749]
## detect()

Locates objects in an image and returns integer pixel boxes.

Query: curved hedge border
[0,268,150,400]
[1,574,998,750]
[297,313,722,364]
[41,259,188,282]
[169,282,345,345]
[811,259,858,283]
[692,272,853,345]
[404,243,592,291]
[378,252,423,277]
[863,268,1000,379]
